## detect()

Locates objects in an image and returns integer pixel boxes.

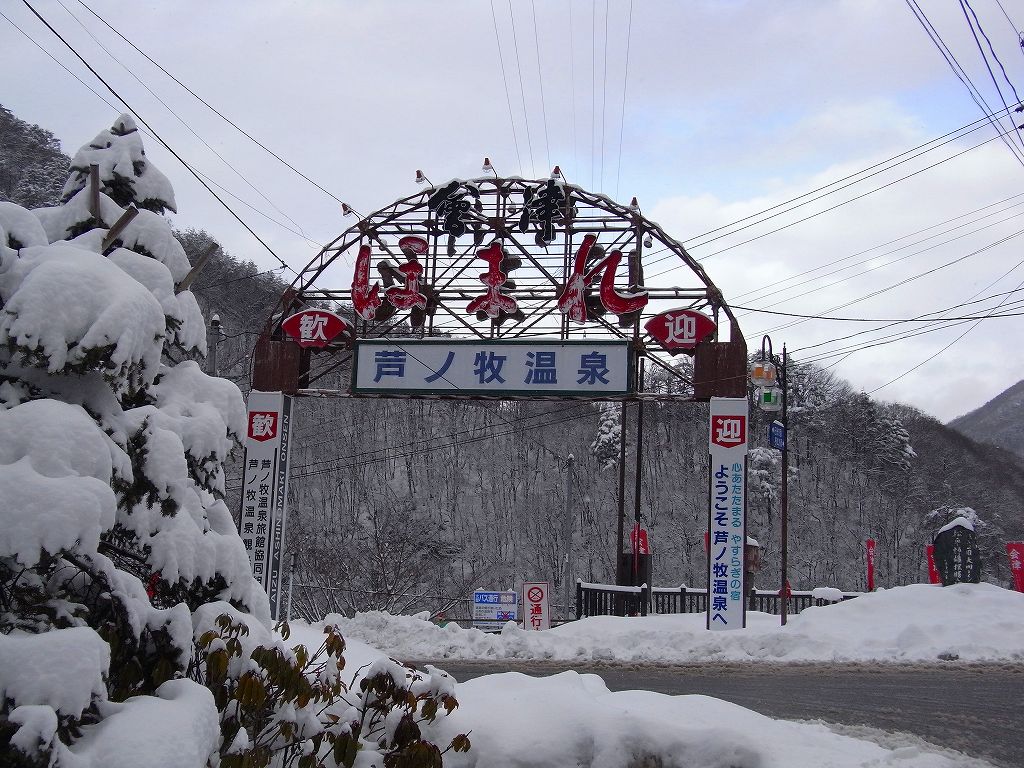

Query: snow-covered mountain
[949,379,1024,459]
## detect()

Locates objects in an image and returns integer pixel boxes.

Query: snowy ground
[313,583,1024,665]
[284,583,1022,767]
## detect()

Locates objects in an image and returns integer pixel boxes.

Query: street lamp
[751,335,790,626]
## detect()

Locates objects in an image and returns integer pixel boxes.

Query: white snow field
[286,585,1014,768]
[308,582,1024,665]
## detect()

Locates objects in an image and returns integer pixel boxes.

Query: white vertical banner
[523,582,551,631]
[239,391,295,620]
[707,397,748,631]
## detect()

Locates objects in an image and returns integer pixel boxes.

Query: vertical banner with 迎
[707,397,748,631]
[866,538,876,591]
[926,544,941,584]
[239,391,295,620]
[1007,542,1024,592]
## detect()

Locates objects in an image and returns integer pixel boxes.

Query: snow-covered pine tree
[0,114,266,764]
[590,402,621,471]
[1,114,468,768]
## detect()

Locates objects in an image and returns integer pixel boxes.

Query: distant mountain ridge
[949,379,1024,458]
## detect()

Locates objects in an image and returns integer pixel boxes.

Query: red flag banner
[866,539,876,591]
[925,544,941,584]
[1007,542,1024,592]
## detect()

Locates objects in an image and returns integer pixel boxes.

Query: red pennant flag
[1007,542,1024,592]
[925,544,941,584]
[866,539,876,591]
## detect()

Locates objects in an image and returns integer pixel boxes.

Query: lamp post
[751,335,789,626]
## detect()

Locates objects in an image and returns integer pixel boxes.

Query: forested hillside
[949,378,1024,458]
[5,105,1021,621]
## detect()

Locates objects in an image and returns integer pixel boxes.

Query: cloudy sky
[3,0,1024,422]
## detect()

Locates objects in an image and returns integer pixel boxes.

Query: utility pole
[285,551,297,624]
[780,344,790,626]
[209,314,221,376]
[563,453,574,620]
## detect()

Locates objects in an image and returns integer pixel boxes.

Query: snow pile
[329,583,1024,664]
[285,620,994,768]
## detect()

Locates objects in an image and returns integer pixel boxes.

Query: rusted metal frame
[500,229,561,288]
[497,300,560,338]
[429,235,484,292]
[431,299,490,339]
[642,350,694,388]
[304,351,354,387]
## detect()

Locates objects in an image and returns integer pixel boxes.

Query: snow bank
[286,621,992,768]
[0,627,109,718]
[328,583,1024,664]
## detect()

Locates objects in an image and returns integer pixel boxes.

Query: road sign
[523,582,550,631]
[472,590,519,631]
[768,420,786,450]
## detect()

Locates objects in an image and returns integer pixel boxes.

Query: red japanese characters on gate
[523,582,550,631]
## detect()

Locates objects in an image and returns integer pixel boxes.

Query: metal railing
[581,582,862,618]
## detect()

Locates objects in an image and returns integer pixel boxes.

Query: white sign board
[523,582,551,631]
[353,339,632,396]
[707,397,747,631]
[240,391,294,620]
[472,590,519,631]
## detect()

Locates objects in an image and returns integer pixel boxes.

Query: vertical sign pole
[707,397,749,631]
[239,391,295,621]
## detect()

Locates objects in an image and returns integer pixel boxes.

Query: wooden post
[100,206,139,253]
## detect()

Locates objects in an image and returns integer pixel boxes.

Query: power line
[74,0,347,206]
[614,0,634,200]
[20,0,296,276]
[569,0,578,180]
[508,0,536,173]
[905,0,1024,167]
[958,0,1024,157]
[529,0,551,171]
[599,0,609,190]
[55,0,315,248]
[490,0,524,176]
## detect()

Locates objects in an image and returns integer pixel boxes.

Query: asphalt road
[413,660,1023,767]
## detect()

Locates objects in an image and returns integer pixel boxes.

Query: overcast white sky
[3,0,1024,422]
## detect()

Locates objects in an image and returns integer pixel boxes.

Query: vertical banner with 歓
[239,391,295,620]
[1007,542,1024,592]
[866,538,876,591]
[707,397,748,631]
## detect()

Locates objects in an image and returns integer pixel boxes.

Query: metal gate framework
[254,174,748,400]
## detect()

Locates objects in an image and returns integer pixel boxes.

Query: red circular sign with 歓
[643,308,716,354]
[527,586,545,603]
[281,309,353,349]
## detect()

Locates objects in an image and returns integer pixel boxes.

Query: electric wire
[508,1,536,173]
[490,0,524,175]
[569,0,578,179]
[529,0,551,171]
[599,0,609,190]
[958,0,1024,157]
[20,0,296,276]
[614,0,634,200]
[74,0,347,206]
[55,0,316,249]
[905,0,1024,167]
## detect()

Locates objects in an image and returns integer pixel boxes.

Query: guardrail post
[576,579,582,619]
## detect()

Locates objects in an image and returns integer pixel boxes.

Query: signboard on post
[240,391,294,620]
[472,590,519,631]
[352,339,633,396]
[768,420,786,450]
[523,582,551,631]
[707,397,748,631]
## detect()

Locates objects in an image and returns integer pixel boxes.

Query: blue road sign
[768,420,786,450]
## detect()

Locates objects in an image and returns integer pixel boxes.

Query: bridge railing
[581,582,862,618]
